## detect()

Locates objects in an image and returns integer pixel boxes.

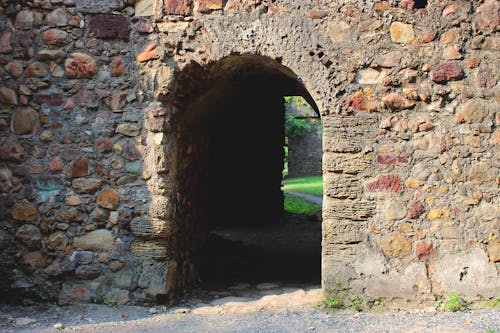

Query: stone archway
[155,54,322,293]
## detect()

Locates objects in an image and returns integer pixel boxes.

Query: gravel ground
[1,288,499,333]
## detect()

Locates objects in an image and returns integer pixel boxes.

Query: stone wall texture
[0,0,499,305]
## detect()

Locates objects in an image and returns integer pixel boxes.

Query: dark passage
[176,55,322,292]
[197,85,320,289]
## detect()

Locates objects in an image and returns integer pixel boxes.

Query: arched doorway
[169,54,322,293]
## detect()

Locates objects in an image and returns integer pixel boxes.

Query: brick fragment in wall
[365,174,401,193]
[89,15,130,41]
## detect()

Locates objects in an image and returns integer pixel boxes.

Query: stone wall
[0,0,498,305]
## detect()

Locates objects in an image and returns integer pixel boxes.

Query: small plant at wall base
[442,292,471,312]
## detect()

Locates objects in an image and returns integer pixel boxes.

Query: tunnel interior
[174,55,322,291]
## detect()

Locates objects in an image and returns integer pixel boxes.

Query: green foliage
[282,176,323,196]
[284,193,321,215]
[486,329,499,333]
[104,297,117,307]
[484,297,500,308]
[285,114,310,137]
[444,292,471,312]
[322,291,368,312]
[284,96,312,108]
[282,146,288,177]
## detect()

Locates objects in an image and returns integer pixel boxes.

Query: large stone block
[131,216,175,239]
[132,240,169,259]
[73,230,114,251]
[324,173,360,199]
[432,247,500,298]
[323,152,372,174]
[138,260,170,296]
[323,197,375,221]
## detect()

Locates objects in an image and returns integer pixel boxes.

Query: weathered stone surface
[390,22,414,44]
[323,197,375,222]
[323,152,371,174]
[431,63,464,83]
[344,88,378,112]
[469,162,497,186]
[89,15,130,40]
[381,234,412,258]
[383,199,406,221]
[356,68,385,85]
[15,10,34,30]
[138,260,169,296]
[409,201,425,219]
[110,57,125,77]
[198,0,223,11]
[65,53,97,79]
[428,209,451,221]
[65,195,83,206]
[67,159,90,178]
[11,200,38,222]
[0,136,24,161]
[42,29,68,45]
[324,173,360,199]
[59,283,91,305]
[327,20,351,43]
[45,8,69,26]
[97,188,120,209]
[116,123,140,137]
[135,0,155,16]
[456,99,488,123]
[373,51,401,68]
[0,87,18,105]
[433,248,499,297]
[487,235,500,262]
[475,0,500,33]
[382,93,414,111]
[307,9,329,19]
[132,241,169,259]
[163,0,192,15]
[22,251,48,272]
[73,230,114,251]
[474,203,499,222]
[16,225,42,248]
[131,216,174,238]
[11,108,40,135]
[72,178,102,194]
[46,232,69,251]
[76,0,121,13]
[5,61,24,78]
[416,241,434,261]
[136,43,159,63]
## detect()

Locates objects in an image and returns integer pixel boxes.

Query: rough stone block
[73,230,114,251]
[132,240,169,259]
[323,152,372,174]
[323,197,375,221]
[432,247,499,298]
[324,173,360,199]
[131,216,175,239]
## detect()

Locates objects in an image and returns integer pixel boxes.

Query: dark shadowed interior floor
[198,213,322,290]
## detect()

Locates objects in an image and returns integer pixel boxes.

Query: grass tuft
[282,176,323,196]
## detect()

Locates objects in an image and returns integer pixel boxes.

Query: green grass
[282,176,323,196]
[284,193,321,215]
